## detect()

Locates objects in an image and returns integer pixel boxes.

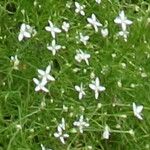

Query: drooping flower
[33,78,49,92]
[62,21,70,32]
[75,83,86,100]
[47,39,62,55]
[38,65,55,82]
[75,49,91,65]
[73,115,89,133]
[102,125,110,139]
[89,77,105,99]
[101,28,109,37]
[10,55,20,70]
[45,20,61,38]
[75,2,85,16]
[87,14,102,32]
[114,10,133,31]
[117,30,129,42]
[132,102,143,120]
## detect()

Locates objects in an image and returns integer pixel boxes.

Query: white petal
[46,65,51,74]
[95,91,99,99]
[54,133,59,138]
[24,32,31,38]
[47,75,55,81]
[95,77,100,87]
[38,69,45,76]
[48,20,53,27]
[75,2,80,8]
[136,106,143,113]
[124,19,133,25]
[79,92,83,99]
[20,23,26,31]
[45,26,51,32]
[33,78,39,85]
[99,86,106,92]
[63,134,69,138]
[114,17,122,24]
[89,84,96,90]
[42,87,49,92]
[18,33,24,41]
[35,86,40,91]
[60,137,65,144]
[75,85,80,92]
[54,27,61,33]
[51,31,56,38]
[136,114,143,120]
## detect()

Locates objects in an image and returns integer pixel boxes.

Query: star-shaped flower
[75,83,86,100]
[87,14,102,32]
[73,115,89,133]
[75,2,85,16]
[132,102,143,120]
[79,33,89,45]
[33,78,49,92]
[114,10,133,31]
[18,23,32,41]
[102,125,110,139]
[54,118,69,144]
[75,49,91,65]
[38,65,55,82]
[89,77,105,99]
[45,20,61,38]
[62,21,70,32]
[47,39,62,55]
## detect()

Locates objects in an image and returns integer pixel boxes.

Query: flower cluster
[18,23,36,41]
[33,64,55,92]
[114,10,133,41]
[14,1,145,149]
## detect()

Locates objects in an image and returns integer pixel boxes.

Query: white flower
[45,20,61,38]
[33,78,49,92]
[95,0,101,4]
[73,115,89,133]
[75,2,85,16]
[101,28,109,37]
[75,83,86,100]
[87,14,102,32]
[18,23,32,41]
[114,10,133,31]
[62,21,70,32]
[41,144,52,150]
[59,118,66,130]
[132,102,143,120]
[89,77,105,99]
[47,39,62,55]
[16,124,22,130]
[54,126,69,144]
[79,33,89,45]
[102,125,110,139]
[75,49,91,65]
[117,30,129,42]
[10,55,20,70]
[38,65,55,82]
